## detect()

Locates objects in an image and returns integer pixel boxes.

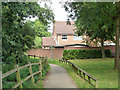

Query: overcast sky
[30,1,69,21]
[38,0,69,21]
[50,1,68,21]
[29,0,70,32]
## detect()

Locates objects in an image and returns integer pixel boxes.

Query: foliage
[63,49,111,60]
[32,20,51,49]
[2,56,50,88]
[2,81,16,88]
[33,20,51,37]
[2,2,54,64]
[34,37,42,49]
[64,2,115,42]
[63,2,116,58]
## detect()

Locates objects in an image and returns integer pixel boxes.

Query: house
[30,21,119,58]
[42,21,118,49]
[53,21,87,46]
[42,21,87,49]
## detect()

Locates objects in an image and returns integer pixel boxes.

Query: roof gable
[54,21,76,35]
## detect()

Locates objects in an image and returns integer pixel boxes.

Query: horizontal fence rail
[28,55,44,58]
[59,59,98,88]
[1,55,48,89]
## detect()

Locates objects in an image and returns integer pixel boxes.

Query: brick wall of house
[58,34,86,45]
[27,48,64,60]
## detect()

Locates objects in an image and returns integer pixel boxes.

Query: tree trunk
[113,2,119,70]
[101,38,106,58]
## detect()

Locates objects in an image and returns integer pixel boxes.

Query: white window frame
[62,35,67,40]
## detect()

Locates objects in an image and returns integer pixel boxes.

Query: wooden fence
[59,59,98,88]
[28,55,44,58]
[1,55,48,89]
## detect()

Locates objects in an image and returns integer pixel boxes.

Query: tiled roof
[42,37,56,46]
[54,21,76,34]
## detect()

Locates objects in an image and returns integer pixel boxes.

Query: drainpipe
[51,32,53,62]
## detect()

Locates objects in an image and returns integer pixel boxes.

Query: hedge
[63,49,111,60]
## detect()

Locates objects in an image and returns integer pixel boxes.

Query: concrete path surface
[44,64,77,88]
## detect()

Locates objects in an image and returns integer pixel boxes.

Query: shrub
[2,56,49,88]
[63,49,111,60]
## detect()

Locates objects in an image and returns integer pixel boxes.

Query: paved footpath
[44,64,77,88]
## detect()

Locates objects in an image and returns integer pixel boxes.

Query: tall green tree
[33,20,51,37]
[64,2,119,69]
[27,19,51,48]
[2,2,54,64]
[64,2,115,58]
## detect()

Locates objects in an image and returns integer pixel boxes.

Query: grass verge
[48,59,94,88]
[48,58,118,88]
[70,58,118,88]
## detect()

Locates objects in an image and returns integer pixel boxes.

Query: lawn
[49,58,118,88]
[70,58,118,88]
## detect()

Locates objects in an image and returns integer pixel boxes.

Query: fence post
[95,80,98,88]
[79,70,82,77]
[39,59,42,78]
[0,71,2,89]
[45,56,47,65]
[88,76,90,84]
[29,62,35,84]
[76,68,78,74]
[42,57,44,70]
[83,72,85,80]
[15,65,23,88]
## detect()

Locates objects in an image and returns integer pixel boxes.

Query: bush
[2,56,49,88]
[63,49,111,60]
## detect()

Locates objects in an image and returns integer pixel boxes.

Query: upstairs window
[74,35,83,40]
[62,35,67,40]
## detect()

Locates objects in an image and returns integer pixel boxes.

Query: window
[62,35,67,40]
[74,35,83,40]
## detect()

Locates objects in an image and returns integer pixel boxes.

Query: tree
[2,2,54,64]
[64,2,115,58]
[63,1,119,69]
[33,20,51,37]
[28,19,51,48]
[114,2,119,69]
